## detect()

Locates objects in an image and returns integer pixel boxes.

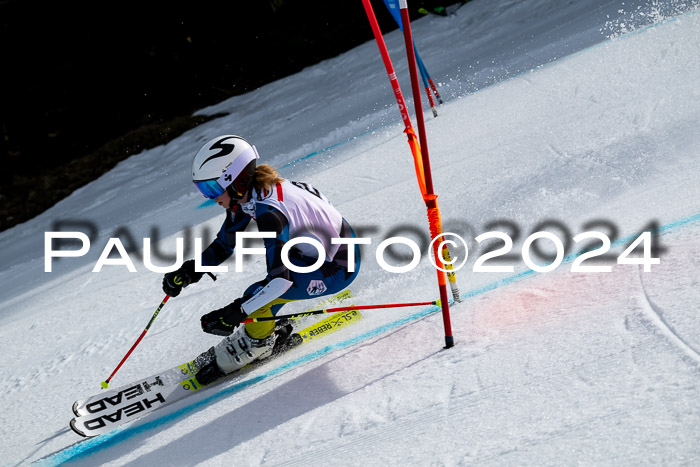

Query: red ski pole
[241,300,438,323]
[100,294,172,389]
[100,273,216,388]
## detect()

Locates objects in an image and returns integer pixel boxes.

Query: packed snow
[1,0,699,465]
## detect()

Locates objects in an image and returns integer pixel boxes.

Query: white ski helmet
[192,135,259,199]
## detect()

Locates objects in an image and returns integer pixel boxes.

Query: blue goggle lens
[194,179,225,199]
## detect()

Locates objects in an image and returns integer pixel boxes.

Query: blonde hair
[253,164,285,192]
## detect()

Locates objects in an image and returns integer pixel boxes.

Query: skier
[162,135,361,385]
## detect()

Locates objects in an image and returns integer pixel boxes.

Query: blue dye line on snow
[278,127,380,170]
[40,307,439,465]
[39,210,699,465]
[460,212,700,300]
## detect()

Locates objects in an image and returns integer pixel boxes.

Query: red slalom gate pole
[361,0,454,348]
[361,0,413,132]
[360,0,428,196]
[399,0,454,348]
[241,300,438,323]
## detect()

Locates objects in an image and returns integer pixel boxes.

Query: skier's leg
[197,233,360,385]
[196,298,292,385]
[244,297,292,338]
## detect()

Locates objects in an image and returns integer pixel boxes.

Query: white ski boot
[214,325,277,374]
[195,324,292,386]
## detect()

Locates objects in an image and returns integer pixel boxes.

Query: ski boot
[195,322,290,386]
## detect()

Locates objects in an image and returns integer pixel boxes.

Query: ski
[71,289,353,418]
[70,351,210,418]
[70,291,360,437]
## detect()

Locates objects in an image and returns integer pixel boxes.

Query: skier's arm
[201,208,253,267]
[163,209,251,297]
[199,206,291,335]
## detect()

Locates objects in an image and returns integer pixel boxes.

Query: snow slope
[1,0,699,465]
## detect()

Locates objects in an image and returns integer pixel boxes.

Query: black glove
[201,298,247,336]
[162,259,203,297]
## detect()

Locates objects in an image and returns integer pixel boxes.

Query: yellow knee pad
[243,297,296,339]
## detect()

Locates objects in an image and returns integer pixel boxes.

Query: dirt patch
[0,112,226,233]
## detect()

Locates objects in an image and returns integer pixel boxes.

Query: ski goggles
[194,179,228,200]
[193,145,259,199]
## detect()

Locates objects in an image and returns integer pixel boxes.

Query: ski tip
[72,401,81,418]
[101,380,109,389]
[69,418,88,438]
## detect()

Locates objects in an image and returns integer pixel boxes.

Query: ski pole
[100,272,216,389]
[100,294,171,389]
[241,300,438,323]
